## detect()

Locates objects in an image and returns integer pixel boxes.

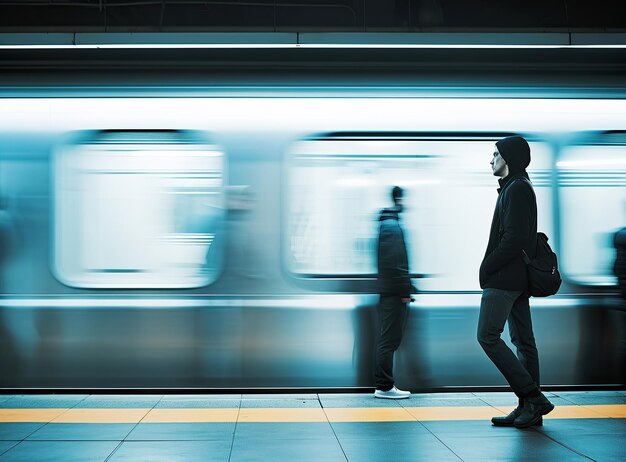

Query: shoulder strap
[498,196,504,234]
[516,177,536,262]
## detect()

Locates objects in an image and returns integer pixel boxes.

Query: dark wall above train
[1,31,626,95]
[0,0,625,31]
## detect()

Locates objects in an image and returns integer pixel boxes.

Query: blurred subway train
[0,79,625,389]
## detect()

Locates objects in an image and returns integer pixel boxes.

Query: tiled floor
[0,391,623,461]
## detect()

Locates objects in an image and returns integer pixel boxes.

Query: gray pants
[478,288,540,398]
[375,295,408,391]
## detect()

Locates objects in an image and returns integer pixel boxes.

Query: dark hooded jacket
[480,136,537,291]
[377,207,415,297]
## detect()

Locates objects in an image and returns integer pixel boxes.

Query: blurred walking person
[614,227,626,298]
[374,186,415,399]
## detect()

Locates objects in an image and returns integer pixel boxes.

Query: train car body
[0,38,624,389]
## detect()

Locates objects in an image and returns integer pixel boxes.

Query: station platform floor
[0,390,624,461]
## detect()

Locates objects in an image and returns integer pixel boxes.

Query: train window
[288,134,553,291]
[558,137,626,286]
[53,130,225,288]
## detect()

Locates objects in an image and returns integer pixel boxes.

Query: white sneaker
[374,386,411,399]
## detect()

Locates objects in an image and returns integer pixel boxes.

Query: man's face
[395,196,404,213]
[491,147,508,178]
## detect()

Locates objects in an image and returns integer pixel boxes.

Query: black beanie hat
[496,136,530,173]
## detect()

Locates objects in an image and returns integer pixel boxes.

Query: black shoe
[492,407,543,427]
[514,393,554,428]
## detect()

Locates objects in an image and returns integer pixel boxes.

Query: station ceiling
[1,0,625,31]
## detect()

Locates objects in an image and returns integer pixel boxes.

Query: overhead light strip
[1,43,626,49]
[2,32,625,48]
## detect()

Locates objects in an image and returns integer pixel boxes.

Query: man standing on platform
[478,136,555,428]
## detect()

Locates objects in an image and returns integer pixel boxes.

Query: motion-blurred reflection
[0,201,19,386]
[224,185,263,281]
[612,227,626,384]
[614,227,626,298]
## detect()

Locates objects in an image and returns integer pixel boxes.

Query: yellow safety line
[53,408,152,424]
[144,409,239,423]
[0,409,68,423]
[239,408,327,422]
[405,406,506,421]
[0,404,623,424]
[324,407,415,422]
[580,404,626,419]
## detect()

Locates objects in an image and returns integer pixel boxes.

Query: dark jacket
[377,208,415,297]
[480,171,537,291]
